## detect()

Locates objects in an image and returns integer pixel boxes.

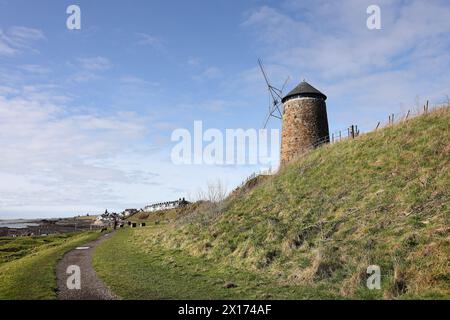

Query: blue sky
[1,0,449,218]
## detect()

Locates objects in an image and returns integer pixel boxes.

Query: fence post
[375,122,380,130]
[404,110,410,121]
[350,125,355,139]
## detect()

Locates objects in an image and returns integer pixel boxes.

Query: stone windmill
[280,81,330,165]
[258,60,330,165]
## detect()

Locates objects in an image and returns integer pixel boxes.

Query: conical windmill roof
[282,81,327,102]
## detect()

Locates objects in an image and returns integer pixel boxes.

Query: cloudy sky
[1,0,449,219]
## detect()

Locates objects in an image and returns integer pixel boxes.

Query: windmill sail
[258,59,289,128]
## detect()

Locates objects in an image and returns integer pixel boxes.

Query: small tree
[195,179,228,203]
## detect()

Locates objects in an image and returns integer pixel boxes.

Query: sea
[0,220,40,229]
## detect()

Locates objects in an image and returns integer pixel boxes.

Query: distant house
[93,216,109,227]
[94,209,120,226]
[143,198,189,213]
[122,208,139,217]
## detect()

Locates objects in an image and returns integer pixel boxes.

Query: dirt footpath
[56,232,118,300]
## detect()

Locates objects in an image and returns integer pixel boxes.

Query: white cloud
[119,75,158,87]
[0,30,17,56]
[0,85,158,217]
[67,56,112,82]
[7,26,45,44]
[0,81,259,219]
[77,56,112,71]
[188,57,201,66]
[243,1,450,80]
[69,71,101,83]
[0,82,269,218]
[135,32,164,50]
[240,0,450,130]
[19,64,51,75]
[0,86,18,95]
[202,66,223,79]
[193,66,223,81]
[0,26,45,56]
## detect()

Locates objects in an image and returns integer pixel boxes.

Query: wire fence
[235,169,271,190]
[237,100,444,189]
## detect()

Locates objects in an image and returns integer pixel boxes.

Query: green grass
[94,227,339,299]
[0,233,88,266]
[0,232,100,300]
[127,202,207,223]
[94,107,449,299]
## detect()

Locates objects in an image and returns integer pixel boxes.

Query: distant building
[93,216,109,227]
[122,209,139,217]
[143,198,189,213]
[94,209,120,226]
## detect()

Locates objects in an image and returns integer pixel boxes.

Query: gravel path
[56,232,118,300]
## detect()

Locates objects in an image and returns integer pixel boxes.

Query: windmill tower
[280,81,330,165]
[258,60,330,166]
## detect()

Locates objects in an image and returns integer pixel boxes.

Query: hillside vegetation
[96,106,449,299]
[0,232,100,299]
[0,233,91,266]
[126,201,207,223]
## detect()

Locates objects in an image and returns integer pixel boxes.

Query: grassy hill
[0,232,100,299]
[95,106,449,299]
[126,202,207,223]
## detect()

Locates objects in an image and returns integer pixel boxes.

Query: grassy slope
[93,228,338,299]
[126,202,207,223]
[95,107,449,299]
[0,233,86,266]
[0,232,100,300]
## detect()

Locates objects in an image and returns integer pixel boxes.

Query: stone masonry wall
[281,97,330,165]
